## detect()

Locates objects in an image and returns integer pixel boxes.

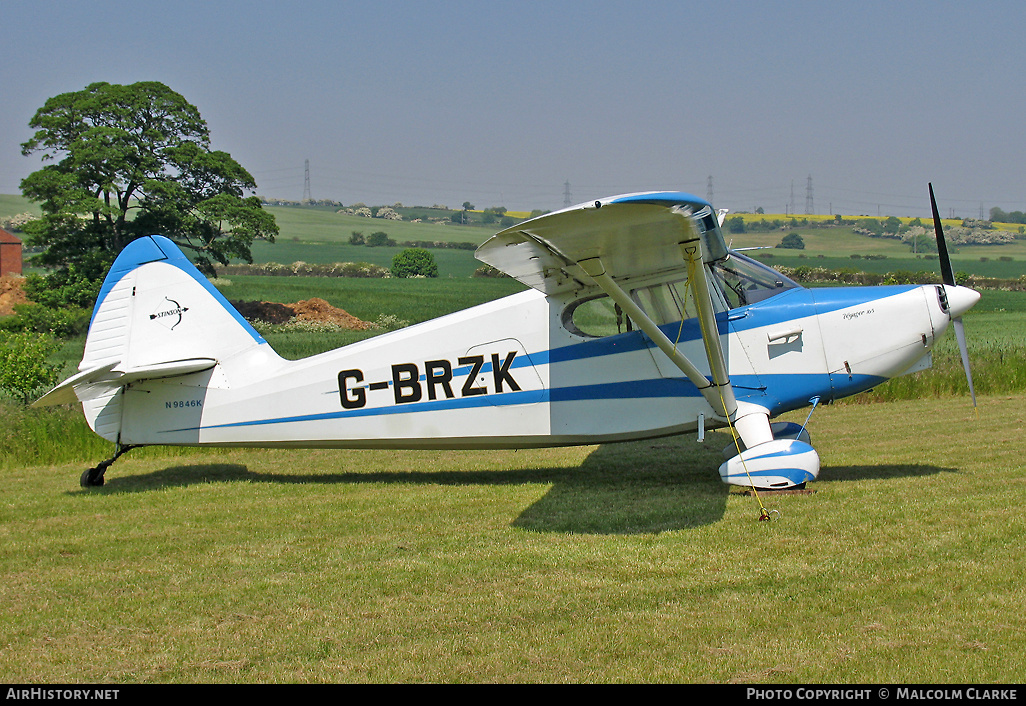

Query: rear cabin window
[565,295,633,338]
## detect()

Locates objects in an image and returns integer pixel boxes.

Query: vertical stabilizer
[83,235,266,372]
[42,235,275,441]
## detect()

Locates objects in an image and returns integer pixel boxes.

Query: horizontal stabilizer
[33,358,217,408]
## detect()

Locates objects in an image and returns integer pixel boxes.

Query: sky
[2,0,1025,218]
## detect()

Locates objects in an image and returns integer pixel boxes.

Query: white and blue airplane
[36,186,979,491]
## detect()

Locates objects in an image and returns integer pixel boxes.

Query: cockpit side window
[563,277,697,338]
[562,253,796,337]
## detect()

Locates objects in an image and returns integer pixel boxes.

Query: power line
[302,159,312,202]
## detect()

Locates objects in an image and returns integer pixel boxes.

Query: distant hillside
[6,194,1025,279]
[0,195,40,221]
[0,194,512,248]
[264,204,497,247]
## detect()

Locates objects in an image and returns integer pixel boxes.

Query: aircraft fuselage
[111,266,972,450]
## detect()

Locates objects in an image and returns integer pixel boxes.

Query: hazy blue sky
[3,0,1024,217]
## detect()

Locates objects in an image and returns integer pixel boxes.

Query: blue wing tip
[609,191,710,209]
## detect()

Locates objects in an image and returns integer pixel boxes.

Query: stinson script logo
[150,297,189,330]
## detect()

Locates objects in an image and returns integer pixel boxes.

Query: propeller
[929,183,977,407]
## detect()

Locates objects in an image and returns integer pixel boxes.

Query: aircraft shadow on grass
[817,463,959,484]
[73,432,958,535]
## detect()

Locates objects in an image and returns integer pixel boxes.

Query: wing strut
[578,215,777,453]
[576,230,740,421]
[673,213,776,448]
[678,236,733,409]
[578,255,732,416]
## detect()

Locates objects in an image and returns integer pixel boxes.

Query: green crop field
[8,193,1026,280]
[263,207,1026,281]
[248,240,483,279]
[252,204,522,278]
[756,253,1026,280]
[267,205,495,246]
[734,225,1026,280]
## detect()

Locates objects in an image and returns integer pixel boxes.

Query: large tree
[20,81,277,285]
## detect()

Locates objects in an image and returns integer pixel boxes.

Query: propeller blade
[952,317,977,408]
[929,182,955,286]
[931,184,977,407]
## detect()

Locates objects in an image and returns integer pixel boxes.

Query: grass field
[255,207,1026,282]
[247,240,485,279]
[7,192,1026,280]
[4,193,1026,682]
[1,286,1023,683]
[737,226,1026,280]
[1,393,1024,683]
[268,204,496,246]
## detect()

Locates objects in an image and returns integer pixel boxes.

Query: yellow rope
[674,257,696,353]
[718,386,774,521]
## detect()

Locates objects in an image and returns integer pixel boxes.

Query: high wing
[477,192,727,296]
[476,192,740,421]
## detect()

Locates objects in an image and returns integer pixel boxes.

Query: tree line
[989,207,1026,225]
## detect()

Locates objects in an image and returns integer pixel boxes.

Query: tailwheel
[80,466,106,487]
[80,444,138,488]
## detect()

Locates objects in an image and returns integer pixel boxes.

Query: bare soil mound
[0,275,29,316]
[229,297,374,330]
[288,298,375,330]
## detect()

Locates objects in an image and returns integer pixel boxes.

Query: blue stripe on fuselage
[724,284,918,335]
[169,377,702,433]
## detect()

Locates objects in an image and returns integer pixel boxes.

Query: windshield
[710,252,799,309]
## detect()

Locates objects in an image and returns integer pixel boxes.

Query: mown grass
[1,393,1024,683]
